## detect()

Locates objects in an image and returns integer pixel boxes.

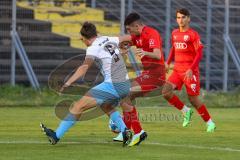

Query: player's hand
[119,42,130,55]
[184,69,193,82]
[120,48,129,55]
[119,41,130,49]
[136,48,145,58]
[165,63,170,73]
[60,82,70,93]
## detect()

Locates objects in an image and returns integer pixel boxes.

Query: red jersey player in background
[162,8,216,132]
[112,12,166,146]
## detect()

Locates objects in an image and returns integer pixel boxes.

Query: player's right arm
[60,47,97,92]
[166,47,175,65]
[60,57,94,92]
[166,34,175,72]
[118,35,132,44]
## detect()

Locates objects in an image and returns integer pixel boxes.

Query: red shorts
[135,70,166,95]
[167,70,200,96]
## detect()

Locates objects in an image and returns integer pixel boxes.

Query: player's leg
[101,103,133,146]
[102,81,133,146]
[121,75,160,146]
[106,80,142,144]
[187,95,216,132]
[41,81,132,145]
[162,72,193,127]
[124,71,165,146]
[126,72,166,134]
[185,72,216,132]
[40,93,97,145]
[123,80,144,134]
[163,72,187,111]
[112,78,147,145]
[120,96,147,146]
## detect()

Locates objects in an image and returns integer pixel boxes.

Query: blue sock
[110,111,126,133]
[56,113,76,139]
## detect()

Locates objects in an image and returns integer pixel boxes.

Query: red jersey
[168,28,204,72]
[131,26,164,73]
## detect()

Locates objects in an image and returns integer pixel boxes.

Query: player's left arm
[185,33,204,80]
[190,34,204,70]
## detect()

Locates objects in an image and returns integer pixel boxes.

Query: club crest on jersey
[190,84,197,93]
[149,39,155,47]
[183,35,190,42]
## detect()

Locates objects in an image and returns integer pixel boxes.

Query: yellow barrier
[17,1,120,49]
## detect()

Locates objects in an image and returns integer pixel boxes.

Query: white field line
[0,140,239,152]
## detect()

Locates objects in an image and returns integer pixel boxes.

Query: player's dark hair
[80,22,97,39]
[176,8,190,17]
[124,12,141,26]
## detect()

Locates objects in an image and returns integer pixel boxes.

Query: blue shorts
[88,81,130,106]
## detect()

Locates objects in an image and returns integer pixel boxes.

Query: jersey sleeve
[190,32,204,70]
[148,30,161,49]
[166,33,175,64]
[167,47,175,65]
[193,32,204,51]
[108,37,120,46]
[85,46,98,60]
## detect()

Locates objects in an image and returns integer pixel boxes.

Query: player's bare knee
[162,83,174,99]
[163,93,170,100]
[120,101,133,112]
[162,89,173,100]
[188,96,201,107]
[73,101,90,113]
[70,105,82,116]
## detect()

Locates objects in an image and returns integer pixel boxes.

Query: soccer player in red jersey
[162,8,216,132]
[112,12,166,146]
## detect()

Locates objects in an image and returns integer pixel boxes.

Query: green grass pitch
[0,106,239,160]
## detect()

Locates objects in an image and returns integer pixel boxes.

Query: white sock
[181,105,190,113]
[207,119,214,125]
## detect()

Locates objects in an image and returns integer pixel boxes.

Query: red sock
[197,104,211,122]
[130,107,142,134]
[167,95,184,110]
[123,111,131,129]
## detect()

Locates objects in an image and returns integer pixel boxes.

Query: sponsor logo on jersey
[174,42,187,49]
